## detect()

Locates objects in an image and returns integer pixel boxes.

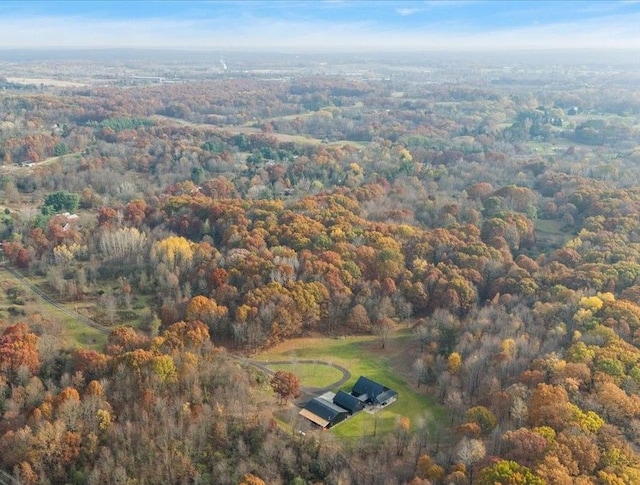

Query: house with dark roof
[299,376,398,429]
[375,389,398,406]
[299,397,349,429]
[333,390,364,415]
[351,376,398,406]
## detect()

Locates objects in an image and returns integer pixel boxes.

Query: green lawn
[264,362,344,388]
[256,332,447,439]
[49,313,106,350]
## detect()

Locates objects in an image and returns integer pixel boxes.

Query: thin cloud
[397,8,422,16]
[0,7,637,52]
[424,1,482,6]
[397,1,480,17]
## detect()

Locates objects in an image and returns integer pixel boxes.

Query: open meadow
[256,330,448,439]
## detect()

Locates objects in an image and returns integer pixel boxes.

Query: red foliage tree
[270,370,301,404]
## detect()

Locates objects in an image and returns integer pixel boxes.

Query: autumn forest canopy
[0,50,639,484]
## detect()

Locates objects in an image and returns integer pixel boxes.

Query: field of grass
[45,311,106,350]
[0,267,106,349]
[535,218,572,250]
[0,260,163,352]
[264,362,344,388]
[527,140,572,156]
[256,331,447,440]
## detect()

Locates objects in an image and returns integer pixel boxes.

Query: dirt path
[2,265,110,335]
[238,357,351,405]
[0,152,81,173]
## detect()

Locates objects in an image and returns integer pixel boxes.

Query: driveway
[240,358,351,405]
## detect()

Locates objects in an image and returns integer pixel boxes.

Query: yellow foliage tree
[501,338,516,358]
[568,403,605,433]
[53,243,85,265]
[579,295,604,312]
[97,409,112,431]
[448,352,462,374]
[598,291,615,303]
[151,355,177,382]
[151,236,194,272]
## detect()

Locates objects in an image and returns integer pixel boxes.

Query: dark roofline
[352,376,386,398]
[333,390,364,413]
[304,397,349,421]
[375,389,398,404]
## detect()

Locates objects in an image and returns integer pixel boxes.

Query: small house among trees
[299,376,397,429]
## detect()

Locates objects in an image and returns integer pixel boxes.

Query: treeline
[0,320,350,484]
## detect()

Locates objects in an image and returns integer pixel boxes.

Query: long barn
[299,376,397,429]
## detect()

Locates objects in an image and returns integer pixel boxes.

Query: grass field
[46,312,106,349]
[264,362,344,388]
[0,267,106,349]
[256,331,447,439]
[527,140,572,156]
[0,261,162,351]
[535,218,572,250]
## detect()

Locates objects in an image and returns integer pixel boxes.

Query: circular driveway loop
[244,359,351,404]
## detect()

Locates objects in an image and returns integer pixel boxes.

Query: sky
[0,0,638,52]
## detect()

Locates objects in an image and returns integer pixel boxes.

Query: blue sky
[0,1,638,51]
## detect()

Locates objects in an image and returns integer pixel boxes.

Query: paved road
[3,266,110,335]
[239,358,351,405]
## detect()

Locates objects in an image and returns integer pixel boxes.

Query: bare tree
[374,317,395,349]
[455,437,486,484]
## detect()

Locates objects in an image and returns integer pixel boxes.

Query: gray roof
[352,376,385,400]
[333,390,364,413]
[303,397,348,421]
[374,389,398,404]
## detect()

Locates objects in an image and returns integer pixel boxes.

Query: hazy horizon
[0,1,638,53]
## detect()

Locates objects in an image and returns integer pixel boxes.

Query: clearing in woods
[256,329,446,439]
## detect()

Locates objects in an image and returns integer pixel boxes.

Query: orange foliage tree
[0,323,40,377]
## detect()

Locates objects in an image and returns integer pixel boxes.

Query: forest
[0,51,639,484]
